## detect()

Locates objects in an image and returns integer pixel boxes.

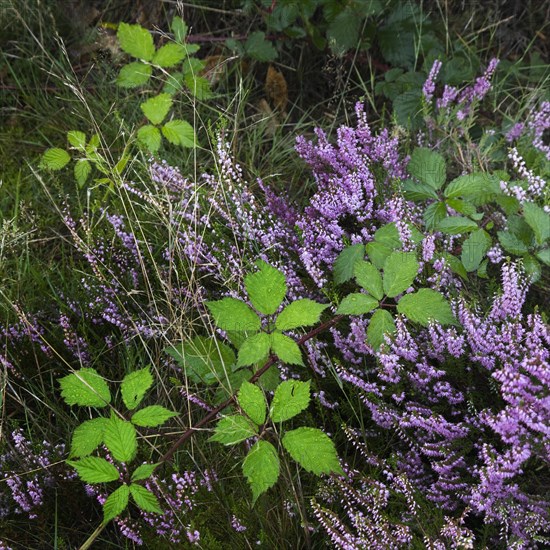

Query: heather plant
[2,1,550,547]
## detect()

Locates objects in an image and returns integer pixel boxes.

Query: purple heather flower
[423,59,443,102]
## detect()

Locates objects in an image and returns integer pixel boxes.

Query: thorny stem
[156,314,343,467]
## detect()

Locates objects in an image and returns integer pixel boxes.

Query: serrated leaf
[275,299,328,331]
[131,405,178,428]
[103,484,129,523]
[536,248,550,266]
[209,415,258,445]
[436,216,478,235]
[165,336,236,385]
[353,261,383,300]
[184,73,211,100]
[366,241,393,270]
[137,125,161,153]
[117,23,155,61]
[237,332,271,368]
[104,416,137,463]
[258,364,280,391]
[270,332,303,366]
[153,43,186,68]
[336,293,379,315]
[67,456,120,483]
[163,71,184,95]
[140,93,172,125]
[70,417,109,458]
[59,368,111,408]
[245,31,277,62]
[74,159,91,187]
[497,231,529,255]
[131,463,158,482]
[374,223,401,248]
[171,16,188,43]
[424,201,447,230]
[206,298,261,332]
[162,119,197,147]
[67,130,86,149]
[121,367,153,410]
[446,198,477,217]
[367,309,396,351]
[523,254,541,283]
[383,252,419,297]
[245,261,287,315]
[402,178,439,201]
[444,173,497,199]
[397,288,455,326]
[523,202,550,245]
[238,381,267,425]
[41,148,71,170]
[461,229,491,272]
[327,8,362,55]
[282,427,343,476]
[442,252,468,280]
[116,62,152,88]
[393,90,423,129]
[130,484,162,514]
[408,147,446,189]
[270,380,310,422]
[242,441,280,504]
[333,244,365,284]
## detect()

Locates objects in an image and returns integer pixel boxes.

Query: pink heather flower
[423,59,443,102]
[505,122,525,142]
[529,101,550,160]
